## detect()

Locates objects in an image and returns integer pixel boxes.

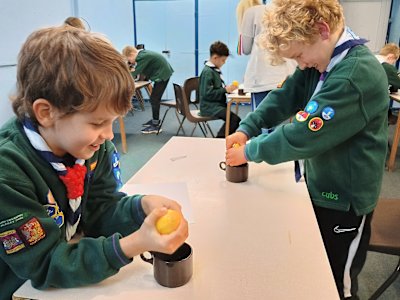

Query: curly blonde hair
[260,0,344,64]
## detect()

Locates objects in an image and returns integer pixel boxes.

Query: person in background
[0,26,188,300]
[236,0,261,33]
[122,46,174,134]
[237,3,296,111]
[199,41,239,138]
[375,43,400,124]
[226,0,388,298]
[63,16,85,30]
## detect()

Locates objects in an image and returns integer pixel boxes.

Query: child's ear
[32,99,57,128]
[316,21,330,40]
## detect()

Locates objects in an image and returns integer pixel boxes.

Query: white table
[14,137,339,300]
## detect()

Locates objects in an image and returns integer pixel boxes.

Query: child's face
[43,103,118,159]
[279,38,332,73]
[210,54,228,69]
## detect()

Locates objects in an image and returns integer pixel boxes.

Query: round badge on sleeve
[308,117,324,132]
[295,110,310,122]
[321,106,335,121]
[305,100,319,114]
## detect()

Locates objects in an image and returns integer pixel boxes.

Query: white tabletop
[14,137,338,300]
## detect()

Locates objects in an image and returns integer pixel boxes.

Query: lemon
[232,80,239,87]
[232,143,241,148]
[156,209,181,235]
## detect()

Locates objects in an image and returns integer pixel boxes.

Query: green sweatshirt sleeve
[244,64,385,164]
[382,62,400,89]
[201,70,226,101]
[82,141,146,238]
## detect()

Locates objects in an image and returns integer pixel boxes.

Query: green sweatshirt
[131,49,173,82]
[382,62,400,90]
[199,64,227,117]
[239,45,388,216]
[0,118,146,300]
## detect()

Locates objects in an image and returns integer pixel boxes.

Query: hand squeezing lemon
[156,209,182,235]
[232,143,241,148]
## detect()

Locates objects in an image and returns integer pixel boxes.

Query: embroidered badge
[295,111,310,122]
[305,101,319,114]
[321,106,335,121]
[44,204,64,228]
[112,150,123,191]
[18,217,46,246]
[0,229,25,254]
[308,117,324,132]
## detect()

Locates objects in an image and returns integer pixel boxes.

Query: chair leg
[369,257,400,300]
[205,122,215,138]
[157,107,171,135]
[135,90,145,111]
[176,116,186,136]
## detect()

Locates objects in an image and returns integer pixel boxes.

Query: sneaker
[142,119,153,127]
[141,124,162,134]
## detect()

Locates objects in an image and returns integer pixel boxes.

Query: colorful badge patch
[295,111,310,122]
[0,229,25,254]
[308,117,324,132]
[18,217,45,246]
[321,106,335,121]
[44,204,64,228]
[305,101,319,114]
[112,150,123,191]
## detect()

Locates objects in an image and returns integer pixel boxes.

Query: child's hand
[225,84,238,94]
[119,195,188,257]
[226,132,248,150]
[226,144,247,166]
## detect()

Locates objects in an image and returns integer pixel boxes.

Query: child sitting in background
[199,41,239,138]
[375,43,400,124]
[0,26,187,300]
[122,46,174,134]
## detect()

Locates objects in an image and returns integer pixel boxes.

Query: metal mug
[140,242,193,288]
[219,161,248,183]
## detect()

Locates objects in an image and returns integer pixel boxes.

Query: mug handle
[219,161,226,171]
[140,252,154,265]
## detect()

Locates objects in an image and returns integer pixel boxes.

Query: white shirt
[240,5,296,93]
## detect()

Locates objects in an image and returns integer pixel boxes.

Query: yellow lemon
[156,209,182,235]
[232,80,239,87]
[232,143,241,148]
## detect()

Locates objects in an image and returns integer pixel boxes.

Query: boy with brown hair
[199,41,239,138]
[226,0,388,298]
[0,26,187,299]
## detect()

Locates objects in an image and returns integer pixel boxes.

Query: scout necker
[0,26,188,299]
[225,0,388,299]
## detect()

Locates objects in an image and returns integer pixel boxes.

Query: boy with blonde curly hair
[226,0,388,298]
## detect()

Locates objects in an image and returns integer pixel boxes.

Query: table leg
[388,116,400,171]
[225,100,233,137]
[118,116,127,154]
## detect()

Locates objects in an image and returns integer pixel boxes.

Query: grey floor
[112,100,400,300]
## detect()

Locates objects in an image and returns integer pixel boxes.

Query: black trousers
[150,79,170,121]
[313,204,373,299]
[214,109,241,138]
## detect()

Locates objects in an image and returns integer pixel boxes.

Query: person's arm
[240,8,257,55]
[382,63,400,89]
[200,70,227,101]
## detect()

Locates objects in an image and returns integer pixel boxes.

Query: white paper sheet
[121,182,194,223]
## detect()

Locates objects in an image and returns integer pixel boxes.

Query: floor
[112,100,400,300]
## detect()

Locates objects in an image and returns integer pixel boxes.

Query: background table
[225,92,251,137]
[388,92,400,171]
[14,137,339,300]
